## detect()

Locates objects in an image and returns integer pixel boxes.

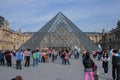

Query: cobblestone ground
[0,54,113,80]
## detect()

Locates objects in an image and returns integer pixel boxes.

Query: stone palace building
[0,15,119,51]
[0,16,32,50]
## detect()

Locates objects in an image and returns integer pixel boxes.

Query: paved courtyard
[0,54,113,80]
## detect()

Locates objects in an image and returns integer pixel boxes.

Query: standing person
[64,51,70,65]
[112,49,120,80]
[52,50,55,62]
[39,50,41,62]
[5,51,12,67]
[16,50,22,69]
[32,51,36,66]
[0,51,5,66]
[97,50,101,61]
[61,51,65,64]
[83,52,94,80]
[36,50,40,65]
[92,50,97,59]
[41,51,46,63]
[24,49,31,67]
[21,50,25,60]
[74,49,78,59]
[102,50,110,75]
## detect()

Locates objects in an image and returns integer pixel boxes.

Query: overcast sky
[0,0,120,32]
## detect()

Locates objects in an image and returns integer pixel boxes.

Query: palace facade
[101,21,120,51]
[0,16,32,50]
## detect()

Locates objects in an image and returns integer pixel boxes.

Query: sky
[0,0,120,32]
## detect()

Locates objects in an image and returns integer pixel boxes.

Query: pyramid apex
[58,12,64,15]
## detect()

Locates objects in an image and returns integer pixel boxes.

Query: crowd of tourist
[0,49,79,69]
[0,48,120,80]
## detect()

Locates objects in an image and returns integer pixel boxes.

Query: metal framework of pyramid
[19,12,99,51]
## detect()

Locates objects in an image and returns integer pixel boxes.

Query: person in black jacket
[112,49,120,80]
[83,51,94,80]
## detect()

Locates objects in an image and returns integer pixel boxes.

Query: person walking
[101,50,110,75]
[83,51,94,80]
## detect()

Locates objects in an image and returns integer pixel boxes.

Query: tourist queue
[0,49,79,69]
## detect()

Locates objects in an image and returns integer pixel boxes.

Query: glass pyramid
[19,12,99,52]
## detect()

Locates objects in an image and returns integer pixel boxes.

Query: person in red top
[64,50,70,65]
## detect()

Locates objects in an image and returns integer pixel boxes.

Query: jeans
[36,58,39,65]
[33,59,36,66]
[84,72,94,80]
[16,60,22,69]
[65,59,70,65]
